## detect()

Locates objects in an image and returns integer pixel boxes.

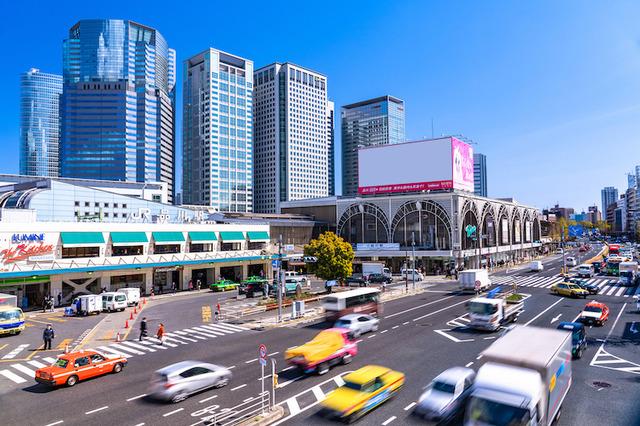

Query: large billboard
[358,137,474,194]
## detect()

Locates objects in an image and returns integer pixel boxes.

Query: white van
[102,292,128,312]
[401,269,424,281]
[556,248,563,254]
[530,261,544,272]
[118,288,141,306]
[578,264,594,278]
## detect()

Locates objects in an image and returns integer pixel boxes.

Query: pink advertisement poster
[451,138,474,192]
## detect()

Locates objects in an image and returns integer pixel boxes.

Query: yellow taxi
[550,282,589,298]
[318,365,404,422]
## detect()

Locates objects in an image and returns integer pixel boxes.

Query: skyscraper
[60,20,176,202]
[341,96,405,197]
[183,48,253,212]
[327,101,335,196]
[19,69,62,177]
[253,63,329,213]
[601,186,618,215]
[473,153,487,197]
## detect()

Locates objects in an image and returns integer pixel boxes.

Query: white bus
[321,288,381,322]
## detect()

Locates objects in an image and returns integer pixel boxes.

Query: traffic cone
[125,320,129,329]
[130,311,134,320]
[143,298,146,305]
[115,332,120,342]
[134,307,137,314]
[64,343,69,354]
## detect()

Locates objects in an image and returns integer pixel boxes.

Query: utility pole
[561,230,566,277]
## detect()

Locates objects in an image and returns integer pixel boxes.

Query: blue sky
[2,0,639,213]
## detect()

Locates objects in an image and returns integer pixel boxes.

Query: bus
[321,288,381,322]
[606,256,623,276]
[608,244,620,256]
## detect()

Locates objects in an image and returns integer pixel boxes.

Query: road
[1,243,640,425]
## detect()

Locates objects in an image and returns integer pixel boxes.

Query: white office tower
[253,63,328,213]
[183,49,253,212]
[327,101,335,196]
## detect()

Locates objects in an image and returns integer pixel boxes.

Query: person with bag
[156,323,165,345]
[139,317,148,341]
[42,324,55,350]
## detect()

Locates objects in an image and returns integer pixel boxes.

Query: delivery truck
[618,261,639,285]
[468,287,524,331]
[362,262,391,278]
[464,325,572,426]
[71,294,102,316]
[0,293,25,335]
[459,269,491,292]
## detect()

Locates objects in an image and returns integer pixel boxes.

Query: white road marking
[231,384,247,391]
[367,334,376,339]
[403,322,409,325]
[281,366,294,372]
[484,336,496,340]
[413,299,471,321]
[11,363,36,376]
[0,369,27,383]
[85,406,109,414]
[404,402,416,411]
[2,344,30,359]
[243,397,253,402]
[42,357,56,364]
[465,362,474,367]
[163,408,184,417]
[380,330,388,333]
[228,365,236,369]
[524,298,564,326]
[199,395,218,403]
[173,330,206,340]
[386,295,456,318]
[392,326,399,329]
[133,424,144,426]
[45,421,64,426]
[382,416,397,425]
[434,330,473,343]
[245,359,257,363]
[312,385,324,401]
[166,332,198,342]
[97,346,134,358]
[121,341,155,353]
[286,397,301,416]
[27,360,47,368]
[126,394,147,401]
[270,351,280,356]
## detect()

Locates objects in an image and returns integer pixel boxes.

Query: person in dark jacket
[139,317,148,341]
[43,324,55,350]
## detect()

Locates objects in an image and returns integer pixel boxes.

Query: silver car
[334,314,379,337]
[148,361,232,403]
[413,366,475,422]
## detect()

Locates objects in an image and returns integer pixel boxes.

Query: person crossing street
[139,317,148,341]
[156,323,165,345]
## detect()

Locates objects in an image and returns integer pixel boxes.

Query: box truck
[459,269,491,292]
[619,261,639,285]
[468,288,524,331]
[464,325,572,426]
[362,262,391,278]
[71,295,102,316]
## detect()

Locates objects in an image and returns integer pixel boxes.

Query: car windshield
[0,310,22,321]
[466,396,530,426]
[335,320,349,326]
[115,295,126,302]
[571,330,582,343]
[342,381,362,392]
[432,381,456,393]
[584,306,602,313]
[469,301,497,315]
[53,358,69,368]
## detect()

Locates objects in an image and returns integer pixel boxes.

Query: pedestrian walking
[139,317,148,341]
[156,323,165,345]
[49,296,55,312]
[189,279,193,291]
[172,282,176,295]
[197,279,201,291]
[42,295,49,313]
[42,324,55,350]
[57,293,62,307]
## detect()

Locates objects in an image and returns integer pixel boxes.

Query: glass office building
[183,48,253,212]
[341,96,405,196]
[19,69,63,177]
[474,153,487,197]
[60,20,176,202]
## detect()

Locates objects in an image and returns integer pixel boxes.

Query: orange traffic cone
[115,332,120,342]
[125,320,129,329]
[64,343,69,354]
[134,307,137,314]
[130,311,134,320]
[143,298,146,305]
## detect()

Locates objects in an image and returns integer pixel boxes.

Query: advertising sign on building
[358,137,474,194]
[514,219,521,243]
[501,218,509,244]
[525,222,532,242]
[486,218,495,246]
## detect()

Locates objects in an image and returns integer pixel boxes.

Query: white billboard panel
[358,137,474,194]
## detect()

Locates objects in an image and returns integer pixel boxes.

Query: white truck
[468,288,524,331]
[71,294,102,316]
[118,287,141,306]
[530,261,543,272]
[362,262,391,278]
[464,325,572,426]
[619,261,639,285]
[284,271,309,287]
[459,269,491,292]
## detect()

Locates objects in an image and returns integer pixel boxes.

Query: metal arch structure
[337,202,391,242]
[496,204,511,246]
[390,200,453,248]
[459,199,480,250]
[511,207,523,244]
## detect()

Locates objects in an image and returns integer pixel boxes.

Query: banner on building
[501,218,509,244]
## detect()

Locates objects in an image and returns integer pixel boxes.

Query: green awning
[60,232,105,247]
[111,232,148,246]
[188,232,217,243]
[247,231,270,242]
[152,232,185,244]
[219,231,246,242]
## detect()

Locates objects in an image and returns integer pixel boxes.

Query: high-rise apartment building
[327,101,335,196]
[253,63,329,213]
[601,186,618,216]
[19,69,62,177]
[60,20,176,202]
[341,96,405,197]
[473,153,487,197]
[183,48,253,212]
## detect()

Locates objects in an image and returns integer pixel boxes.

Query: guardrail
[190,391,271,425]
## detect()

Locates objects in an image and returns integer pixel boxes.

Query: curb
[236,406,285,426]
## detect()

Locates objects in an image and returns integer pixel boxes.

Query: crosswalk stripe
[605,285,618,296]
[217,323,248,332]
[42,357,56,364]
[139,339,174,348]
[199,325,227,335]
[98,346,134,358]
[27,360,47,368]
[203,324,236,334]
[615,286,626,297]
[187,327,219,338]
[121,341,156,353]
[163,333,193,344]
[0,369,27,384]
[11,364,36,377]
[172,331,204,341]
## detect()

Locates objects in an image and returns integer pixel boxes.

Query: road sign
[259,344,267,366]
[285,244,294,251]
[271,259,280,268]
[475,280,481,289]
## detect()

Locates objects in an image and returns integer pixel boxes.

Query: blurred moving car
[565,278,598,294]
[580,301,609,326]
[413,366,475,423]
[285,328,358,375]
[318,365,404,423]
[334,314,379,337]
[367,273,393,284]
[579,246,587,252]
[551,283,588,298]
[401,268,424,281]
[343,276,368,287]
[557,322,587,359]
[210,279,238,292]
[148,361,231,403]
[245,280,276,298]
[35,350,126,387]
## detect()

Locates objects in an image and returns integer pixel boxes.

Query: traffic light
[303,256,317,263]
[273,373,278,388]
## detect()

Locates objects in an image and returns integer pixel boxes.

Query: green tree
[596,220,610,236]
[303,232,354,285]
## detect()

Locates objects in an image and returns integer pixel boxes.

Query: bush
[506,293,523,301]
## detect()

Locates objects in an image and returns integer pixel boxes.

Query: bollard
[64,343,69,354]
[116,332,120,342]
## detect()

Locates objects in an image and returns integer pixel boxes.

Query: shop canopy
[246,231,270,242]
[60,232,105,247]
[188,231,218,244]
[110,232,148,246]
[152,232,186,244]
[219,231,246,242]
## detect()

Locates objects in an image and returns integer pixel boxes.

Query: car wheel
[317,362,329,375]
[217,376,230,388]
[171,392,188,403]
[342,353,352,365]
[576,348,583,359]
[353,330,361,339]
[372,323,379,332]
[113,362,123,373]
[66,375,78,387]
[221,287,225,292]
[107,307,112,313]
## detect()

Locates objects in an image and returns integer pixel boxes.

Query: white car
[566,257,578,267]
[334,314,379,337]
[414,366,476,423]
[401,269,424,281]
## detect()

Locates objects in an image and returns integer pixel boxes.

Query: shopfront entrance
[191,268,212,289]
[220,266,242,282]
[153,267,182,293]
[110,274,145,292]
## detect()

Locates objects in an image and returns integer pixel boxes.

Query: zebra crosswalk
[0,322,251,387]
[489,275,638,297]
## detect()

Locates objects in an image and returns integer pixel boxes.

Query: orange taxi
[35,350,127,387]
[580,301,609,326]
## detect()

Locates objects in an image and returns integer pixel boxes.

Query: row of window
[75,202,127,208]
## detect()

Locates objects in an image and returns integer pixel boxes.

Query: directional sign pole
[260,344,267,414]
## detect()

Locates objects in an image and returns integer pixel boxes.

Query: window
[90,354,106,363]
[122,204,127,209]
[74,357,90,368]
[74,201,79,207]
[95,202,99,207]
[85,202,89,207]
[114,203,119,208]
[104,203,109,208]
